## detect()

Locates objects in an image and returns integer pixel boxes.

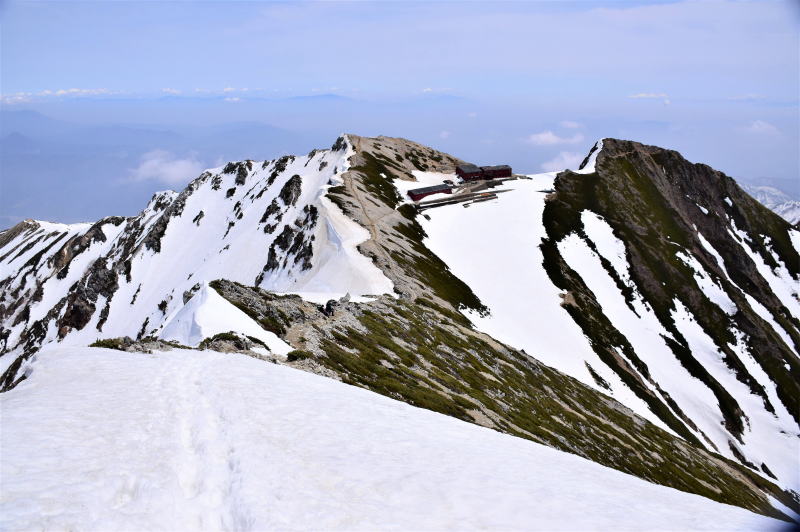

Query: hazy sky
[1,0,798,224]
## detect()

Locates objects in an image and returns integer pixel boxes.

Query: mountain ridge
[1,134,798,519]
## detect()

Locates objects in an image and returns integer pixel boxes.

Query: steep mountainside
[0,135,797,520]
[539,139,799,489]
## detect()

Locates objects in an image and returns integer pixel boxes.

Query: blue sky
[1,0,798,224]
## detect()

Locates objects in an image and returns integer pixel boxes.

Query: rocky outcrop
[278,174,303,206]
[52,217,124,279]
[542,138,799,467]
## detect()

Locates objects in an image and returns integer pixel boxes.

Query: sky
[1,0,798,225]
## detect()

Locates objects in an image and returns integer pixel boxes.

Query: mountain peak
[1,134,798,519]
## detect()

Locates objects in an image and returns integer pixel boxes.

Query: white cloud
[1,88,114,103]
[540,151,584,172]
[524,131,585,146]
[628,92,669,99]
[628,92,670,104]
[467,112,478,118]
[742,120,779,135]
[224,97,242,102]
[728,94,764,102]
[439,130,451,139]
[162,88,181,95]
[559,120,583,129]
[54,88,111,96]
[128,150,205,186]
[0,92,33,105]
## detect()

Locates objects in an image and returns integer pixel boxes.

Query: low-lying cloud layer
[128,150,205,186]
[525,131,585,146]
[540,151,584,172]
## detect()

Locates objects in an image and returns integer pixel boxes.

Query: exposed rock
[57,258,119,337]
[183,283,202,304]
[52,217,124,278]
[259,199,281,224]
[278,174,303,206]
[267,155,294,186]
[222,161,252,185]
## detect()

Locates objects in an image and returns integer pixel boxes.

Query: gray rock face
[541,138,799,473]
[52,217,124,278]
[57,258,119,337]
[278,174,303,206]
[223,161,252,185]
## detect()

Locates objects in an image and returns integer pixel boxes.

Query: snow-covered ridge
[0,345,785,531]
[0,135,393,362]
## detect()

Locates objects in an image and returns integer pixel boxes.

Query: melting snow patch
[789,229,800,256]
[697,231,728,273]
[675,250,737,315]
[581,210,631,284]
[558,232,727,442]
[729,221,800,318]
[671,300,800,490]
[696,231,799,359]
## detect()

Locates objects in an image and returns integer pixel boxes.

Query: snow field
[675,250,737,315]
[0,345,786,531]
[557,231,725,442]
[415,173,674,432]
[574,139,604,174]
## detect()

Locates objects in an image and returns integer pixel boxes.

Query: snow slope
[419,173,676,432]
[0,345,786,531]
[0,136,393,358]
[417,169,800,489]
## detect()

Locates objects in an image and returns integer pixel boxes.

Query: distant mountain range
[743,184,800,225]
